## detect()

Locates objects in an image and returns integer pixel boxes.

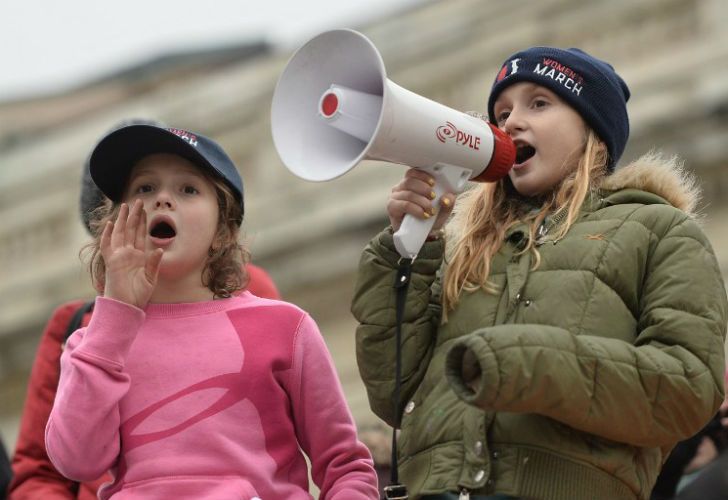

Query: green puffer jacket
[352,156,727,500]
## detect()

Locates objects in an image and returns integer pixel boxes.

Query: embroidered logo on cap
[533,58,584,96]
[167,128,199,147]
[496,58,521,82]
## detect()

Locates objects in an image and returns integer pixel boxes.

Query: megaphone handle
[394,204,439,259]
[393,164,472,259]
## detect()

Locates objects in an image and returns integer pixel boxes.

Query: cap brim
[89,125,217,202]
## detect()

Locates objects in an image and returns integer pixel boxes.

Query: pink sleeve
[45,297,144,482]
[289,314,379,500]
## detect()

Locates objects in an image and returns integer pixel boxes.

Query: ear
[95,276,106,294]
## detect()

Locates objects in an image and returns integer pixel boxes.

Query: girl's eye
[183,185,199,195]
[496,110,510,125]
[136,184,153,194]
[532,98,549,109]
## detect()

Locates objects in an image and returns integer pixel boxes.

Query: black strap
[63,300,95,344]
[384,258,412,500]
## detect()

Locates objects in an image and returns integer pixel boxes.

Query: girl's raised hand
[387,168,456,233]
[100,200,164,309]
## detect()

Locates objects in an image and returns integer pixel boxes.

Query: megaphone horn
[271,29,515,259]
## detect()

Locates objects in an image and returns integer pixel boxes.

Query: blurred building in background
[1,0,727,450]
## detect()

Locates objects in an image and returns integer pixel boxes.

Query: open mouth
[149,220,177,239]
[515,144,536,165]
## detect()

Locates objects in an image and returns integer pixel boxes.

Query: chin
[511,181,543,198]
[510,173,557,198]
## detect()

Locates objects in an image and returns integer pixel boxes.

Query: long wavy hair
[84,172,249,299]
[442,128,608,314]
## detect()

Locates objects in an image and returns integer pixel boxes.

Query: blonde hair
[83,172,249,299]
[442,129,608,314]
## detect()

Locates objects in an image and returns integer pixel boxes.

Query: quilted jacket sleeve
[351,228,445,427]
[446,213,727,448]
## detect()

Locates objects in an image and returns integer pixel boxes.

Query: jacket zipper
[536,209,568,245]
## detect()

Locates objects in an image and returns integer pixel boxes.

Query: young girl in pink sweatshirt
[45,124,378,500]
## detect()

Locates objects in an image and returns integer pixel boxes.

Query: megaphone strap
[387,258,412,499]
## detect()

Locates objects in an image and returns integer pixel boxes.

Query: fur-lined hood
[601,152,701,217]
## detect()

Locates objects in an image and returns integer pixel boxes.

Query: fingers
[100,221,113,253]
[388,170,436,226]
[110,203,129,249]
[110,201,147,250]
[389,190,436,219]
[145,248,164,284]
[387,169,457,231]
[396,169,436,198]
[134,205,147,250]
[125,200,143,248]
[433,194,456,231]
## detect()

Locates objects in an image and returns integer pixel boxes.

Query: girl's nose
[154,190,174,209]
[504,108,526,135]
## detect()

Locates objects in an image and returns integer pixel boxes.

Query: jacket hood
[600,152,701,217]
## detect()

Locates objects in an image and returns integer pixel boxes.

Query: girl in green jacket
[352,46,727,500]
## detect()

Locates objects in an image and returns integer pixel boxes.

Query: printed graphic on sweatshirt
[117,306,301,472]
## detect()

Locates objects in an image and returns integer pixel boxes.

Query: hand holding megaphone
[387,168,456,237]
[271,29,515,259]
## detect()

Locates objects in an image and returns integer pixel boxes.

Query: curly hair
[83,171,249,299]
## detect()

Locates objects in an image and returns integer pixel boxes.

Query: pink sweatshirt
[46,293,378,499]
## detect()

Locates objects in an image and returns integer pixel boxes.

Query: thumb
[145,248,164,283]
[433,193,456,230]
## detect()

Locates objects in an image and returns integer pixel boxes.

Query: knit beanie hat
[487,47,630,171]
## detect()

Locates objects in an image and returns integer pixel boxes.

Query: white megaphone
[271,29,515,259]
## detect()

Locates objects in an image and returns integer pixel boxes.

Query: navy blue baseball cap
[89,124,244,222]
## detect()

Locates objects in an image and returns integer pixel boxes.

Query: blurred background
[1,0,727,458]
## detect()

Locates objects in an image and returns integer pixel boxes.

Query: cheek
[125,194,153,210]
[198,213,217,237]
[204,210,221,243]
[195,200,220,225]
[541,126,583,167]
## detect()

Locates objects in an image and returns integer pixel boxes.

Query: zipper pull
[459,487,470,500]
